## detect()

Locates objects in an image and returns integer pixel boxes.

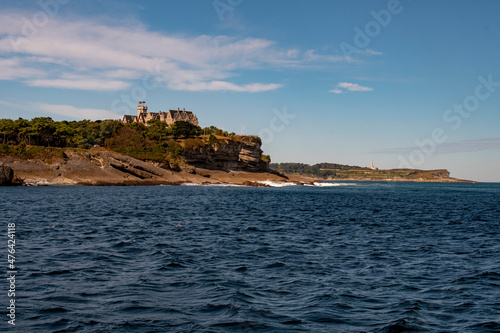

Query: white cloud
[330,82,373,93]
[0,100,122,120]
[364,49,383,56]
[328,89,344,94]
[0,11,348,93]
[0,57,44,80]
[172,81,282,93]
[337,82,373,92]
[27,78,131,91]
[304,49,348,63]
[32,103,122,120]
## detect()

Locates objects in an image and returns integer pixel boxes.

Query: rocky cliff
[0,149,289,186]
[0,165,14,185]
[181,137,268,171]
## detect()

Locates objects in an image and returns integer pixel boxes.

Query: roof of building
[122,115,137,122]
[123,107,198,124]
[167,110,197,118]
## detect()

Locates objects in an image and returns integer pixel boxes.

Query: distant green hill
[270,162,471,182]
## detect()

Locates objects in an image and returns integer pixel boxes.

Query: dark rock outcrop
[181,137,267,171]
[0,165,14,185]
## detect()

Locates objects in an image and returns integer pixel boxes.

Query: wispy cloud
[173,81,283,93]
[329,82,373,94]
[337,82,373,92]
[304,49,351,63]
[27,79,131,91]
[328,89,344,94]
[0,57,44,80]
[0,100,122,120]
[0,11,350,93]
[375,138,500,155]
[364,49,383,56]
[33,103,122,120]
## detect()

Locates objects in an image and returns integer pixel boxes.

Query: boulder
[0,165,14,185]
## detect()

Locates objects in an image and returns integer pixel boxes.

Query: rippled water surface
[1,182,500,332]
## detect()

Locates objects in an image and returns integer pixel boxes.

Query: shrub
[208,134,220,144]
[171,121,202,139]
[182,138,205,150]
[0,144,10,155]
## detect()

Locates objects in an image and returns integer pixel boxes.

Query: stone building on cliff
[122,102,199,127]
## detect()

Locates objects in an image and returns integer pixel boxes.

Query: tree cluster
[201,125,235,137]
[0,118,123,148]
[0,117,235,164]
[269,162,359,179]
[0,118,211,149]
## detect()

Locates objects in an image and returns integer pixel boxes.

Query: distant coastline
[270,163,475,184]
[0,146,475,187]
[0,117,475,186]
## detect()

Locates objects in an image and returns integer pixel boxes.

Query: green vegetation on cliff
[0,117,229,148]
[270,162,454,181]
[270,163,354,178]
[0,143,68,161]
[0,117,122,148]
[0,117,260,167]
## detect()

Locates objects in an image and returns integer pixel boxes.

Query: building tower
[137,101,148,118]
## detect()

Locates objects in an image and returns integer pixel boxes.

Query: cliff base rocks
[0,165,14,185]
[0,150,296,186]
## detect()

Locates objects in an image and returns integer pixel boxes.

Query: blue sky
[1,0,499,181]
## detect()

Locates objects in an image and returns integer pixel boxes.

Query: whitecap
[257,180,299,187]
[313,182,355,187]
[24,181,67,186]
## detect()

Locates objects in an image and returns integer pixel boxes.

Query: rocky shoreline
[0,149,313,187]
[0,149,476,187]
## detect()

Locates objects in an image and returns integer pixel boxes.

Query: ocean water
[1,182,500,332]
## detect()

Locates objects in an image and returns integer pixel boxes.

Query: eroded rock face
[0,148,288,186]
[181,138,267,171]
[0,165,14,185]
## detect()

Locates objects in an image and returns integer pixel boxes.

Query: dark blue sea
[1,182,500,332]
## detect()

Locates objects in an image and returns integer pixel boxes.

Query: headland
[0,112,474,186]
